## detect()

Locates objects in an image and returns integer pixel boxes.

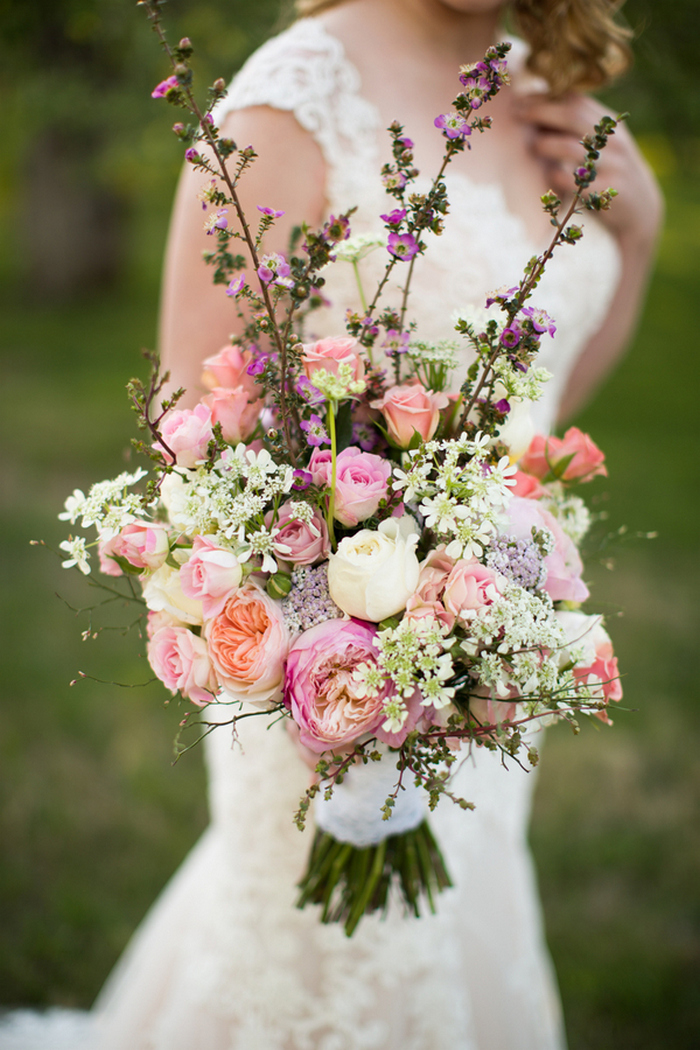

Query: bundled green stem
[297,821,453,937]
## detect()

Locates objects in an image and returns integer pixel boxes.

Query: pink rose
[206,582,290,707]
[503,496,589,603]
[146,609,181,639]
[442,558,504,620]
[179,535,243,619]
[309,446,392,526]
[156,403,214,468]
[200,343,263,398]
[147,625,217,707]
[372,382,448,448]
[301,336,364,383]
[557,611,622,723]
[403,598,454,632]
[98,520,170,574]
[284,618,396,753]
[510,469,547,500]
[266,501,330,567]
[520,427,607,483]
[205,386,263,444]
[404,545,455,630]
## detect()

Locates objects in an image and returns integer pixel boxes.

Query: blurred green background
[0,0,698,1046]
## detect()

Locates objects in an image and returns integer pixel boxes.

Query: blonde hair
[294,0,632,95]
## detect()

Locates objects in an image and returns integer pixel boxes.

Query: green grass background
[1,18,699,1048]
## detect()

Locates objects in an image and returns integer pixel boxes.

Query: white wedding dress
[0,18,621,1050]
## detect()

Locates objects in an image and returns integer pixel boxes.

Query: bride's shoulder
[217,18,356,121]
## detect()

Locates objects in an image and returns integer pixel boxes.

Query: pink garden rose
[510,469,547,500]
[147,624,217,707]
[266,501,330,566]
[206,582,290,707]
[309,446,392,527]
[284,618,397,753]
[205,386,263,444]
[98,520,169,575]
[557,611,622,723]
[156,403,214,468]
[502,496,589,603]
[442,558,505,621]
[179,535,243,619]
[405,545,456,629]
[146,609,181,639]
[200,343,263,398]
[520,427,607,483]
[301,336,364,384]
[371,381,448,448]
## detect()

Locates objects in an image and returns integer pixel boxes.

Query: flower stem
[327,402,337,550]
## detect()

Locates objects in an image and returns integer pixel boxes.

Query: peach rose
[206,582,290,707]
[205,386,263,444]
[372,382,448,448]
[520,427,607,483]
[201,343,263,399]
[301,336,364,383]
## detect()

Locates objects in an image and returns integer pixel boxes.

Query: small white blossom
[59,536,91,575]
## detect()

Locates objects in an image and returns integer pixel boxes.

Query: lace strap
[216,18,380,189]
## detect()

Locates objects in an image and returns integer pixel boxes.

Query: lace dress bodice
[218,18,621,433]
[0,19,622,1050]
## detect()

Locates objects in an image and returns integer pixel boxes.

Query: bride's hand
[515,93,663,246]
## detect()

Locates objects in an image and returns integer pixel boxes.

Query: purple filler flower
[380,208,407,227]
[184,147,200,163]
[296,375,325,407]
[257,205,285,217]
[387,232,420,261]
[300,414,330,447]
[521,306,557,338]
[151,75,179,99]
[382,329,410,356]
[500,325,522,348]
[382,170,408,191]
[434,113,471,140]
[226,274,246,297]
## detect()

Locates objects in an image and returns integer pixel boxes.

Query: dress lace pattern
[1,18,621,1050]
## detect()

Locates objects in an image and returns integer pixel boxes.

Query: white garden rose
[328,515,420,622]
[141,563,204,625]
[496,399,536,461]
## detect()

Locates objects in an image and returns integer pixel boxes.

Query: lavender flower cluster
[282,565,341,634]
[485,536,546,591]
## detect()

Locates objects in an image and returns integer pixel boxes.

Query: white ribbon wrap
[314,755,428,848]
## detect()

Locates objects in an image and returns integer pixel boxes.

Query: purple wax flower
[521,306,557,338]
[296,375,325,407]
[500,325,522,349]
[494,398,511,414]
[184,147,200,163]
[434,113,471,140]
[300,414,330,447]
[485,285,518,307]
[382,171,408,191]
[292,469,313,491]
[398,136,414,149]
[257,205,285,217]
[325,214,351,242]
[151,75,179,99]
[352,421,378,451]
[387,232,420,261]
[380,208,407,227]
[381,329,410,356]
[226,274,246,297]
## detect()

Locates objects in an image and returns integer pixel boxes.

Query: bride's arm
[516,92,663,423]
[158,106,327,404]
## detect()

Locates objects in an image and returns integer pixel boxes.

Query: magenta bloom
[434,113,471,140]
[257,205,285,218]
[381,328,410,356]
[151,75,179,99]
[522,306,557,337]
[284,619,394,753]
[380,208,407,227]
[387,232,420,262]
[225,274,246,297]
[300,413,329,447]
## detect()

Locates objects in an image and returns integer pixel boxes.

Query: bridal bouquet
[56,0,624,935]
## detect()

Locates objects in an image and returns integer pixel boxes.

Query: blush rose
[204,386,263,444]
[147,625,217,707]
[502,496,589,604]
[520,427,607,483]
[371,382,448,448]
[301,336,364,384]
[156,403,214,468]
[179,535,243,619]
[266,501,330,567]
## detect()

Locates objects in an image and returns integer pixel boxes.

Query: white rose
[497,399,536,461]
[328,515,420,622]
[141,564,204,625]
[555,610,606,668]
[159,470,192,532]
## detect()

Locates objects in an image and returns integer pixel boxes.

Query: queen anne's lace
[10,20,623,1050]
